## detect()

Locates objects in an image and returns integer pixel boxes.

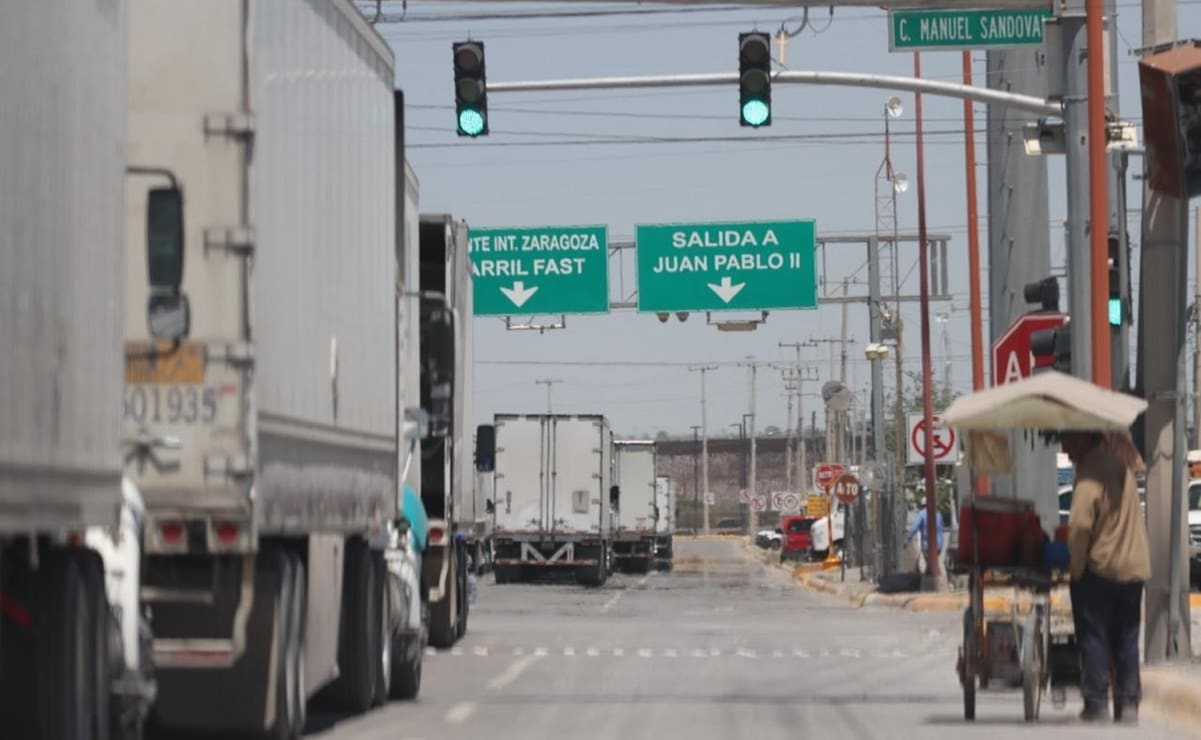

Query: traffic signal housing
[1107,233,1123,327]
[1030,320,1072,374]
[738,32,772,127]
[1023,276,1060,312]
[453,40,488,137]
[1139,40,1201,198]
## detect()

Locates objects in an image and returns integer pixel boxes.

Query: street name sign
[992,312,1068,385]
[635,220,817,313]
[889,8,1050,51]
[468,225,609,316]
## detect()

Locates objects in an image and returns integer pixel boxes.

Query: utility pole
[536,378,563,414]
[780,341,817,489]
[689,365,717,535]
[1195,206,1201,449]
[747,360,759,543]
[690,425,701,536]
[783,374,795,493]
[840,279,851,384]
[1139,0,1192,664]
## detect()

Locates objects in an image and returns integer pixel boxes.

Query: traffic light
[1139,41,1201,198]
[1023,276,1060,311]
[738,32,772,127]
[452,40,488,137]
[1031,320,1072,374]
[1107,233,1123,327]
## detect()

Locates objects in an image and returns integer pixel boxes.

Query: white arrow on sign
[707,276,745,304]
[499,281,538,308]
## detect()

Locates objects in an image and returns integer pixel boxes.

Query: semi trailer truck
[612,442,658,574]
[122,2,429,735]
[487,414,613,586]
[418,214,476,647]
[0,3,156,737]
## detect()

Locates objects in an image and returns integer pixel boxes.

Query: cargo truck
[653,475,676,571]
[486,415,613,586]
[122,2,427,735]
[612,442,658,574]
[0,4,155,737]
[418,214,476,646]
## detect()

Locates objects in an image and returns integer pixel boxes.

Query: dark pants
[1070,570,1144,710]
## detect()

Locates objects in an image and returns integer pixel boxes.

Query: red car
[780,515,817,562]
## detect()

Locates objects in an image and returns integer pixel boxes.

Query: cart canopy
[944,371,1146,433]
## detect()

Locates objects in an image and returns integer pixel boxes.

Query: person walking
[906,503,945,574]
[1062,431,1151,723]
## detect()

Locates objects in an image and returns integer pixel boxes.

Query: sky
[371,0,1201,440]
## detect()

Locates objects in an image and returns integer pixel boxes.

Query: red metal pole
[1087,0,1111,388]
[963,51,985,394]
[914,52,939,579]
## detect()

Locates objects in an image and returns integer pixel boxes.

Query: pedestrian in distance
[1062,431,1151,724]
[905,504,945,574]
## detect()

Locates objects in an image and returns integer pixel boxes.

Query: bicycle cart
[942,371,1148,723]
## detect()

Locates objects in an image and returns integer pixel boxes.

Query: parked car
[780,515,816,562]
[755,528,783,550]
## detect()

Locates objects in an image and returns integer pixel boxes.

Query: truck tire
[389,602,424,701]
[456,540,470,639]
[285,552,307,739]
[372,552,391,708]
[79,550,113,740]
[325,539,380,713]
[494,565,520,584]
[428,542,463,648]
[263,549,298,740]
[574,546,606,587]
[36,548,98,740]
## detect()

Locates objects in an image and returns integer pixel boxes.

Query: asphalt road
[309,538,1181,739]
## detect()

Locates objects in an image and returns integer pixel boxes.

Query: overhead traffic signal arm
[453,40,488,137]
[738,32,772,128]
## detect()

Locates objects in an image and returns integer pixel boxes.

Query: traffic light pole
[487,71,1059,117]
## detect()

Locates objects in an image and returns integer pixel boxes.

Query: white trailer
[654,475,676,571]
[488,415,613,586]
[123,2,423,735]
[0,3,154,737]
[417,214,476,647]
[612,442,658,574]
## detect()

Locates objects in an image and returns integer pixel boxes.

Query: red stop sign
[814,463,845,492]
[991,312,1067,386]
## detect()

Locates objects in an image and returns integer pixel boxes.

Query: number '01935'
[124,386,217,424]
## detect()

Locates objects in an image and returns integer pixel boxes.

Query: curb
[1143,667,1201,737]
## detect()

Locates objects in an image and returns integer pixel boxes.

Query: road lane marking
[637,648,653,658]
[709,648,721,657]
[613,647,625,657]
[445,702,476,724]
[534,646,548,657]
[772,649,785,658]
[793,648,810,658]
[736,648,757,659]
[425,647,437,657]
[473,646,489,656]
[663,648,678,658]
[563,647,576,656]
[601,591,624,612]
[487,654,543,691]
[513,647,525,656]
[586,647,600,657]
[692,649,708,658]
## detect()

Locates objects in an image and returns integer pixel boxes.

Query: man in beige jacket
[1062,431,1151,723]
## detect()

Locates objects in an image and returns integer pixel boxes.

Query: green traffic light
[458,108,486,137]
[741,99,770,127]
[1108,297,1122,326]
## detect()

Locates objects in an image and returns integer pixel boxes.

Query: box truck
[486,415,613,586]
[122,2,428,735]
[0,3,155,737]
[612,442,658,574]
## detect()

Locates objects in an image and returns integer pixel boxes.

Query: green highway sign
[468,226,609,316]
[635,220,817,313]
[889,8,1050,51]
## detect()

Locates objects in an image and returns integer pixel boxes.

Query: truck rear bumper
[493,539,601,566]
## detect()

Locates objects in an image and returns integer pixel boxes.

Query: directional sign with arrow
[634,220,817,313]
[468,225,609,316]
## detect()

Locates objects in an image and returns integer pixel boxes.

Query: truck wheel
[372,552,391,708]
[428,550,458,648]
[36,548,97,740]
[326,539,379,712]
[285,552,307,739]
[79,550,112,740]
[389,602,424,700]
[263,550,297,740]
[574,547,605,587]
[494,565,519,584]
[455,541,469,640]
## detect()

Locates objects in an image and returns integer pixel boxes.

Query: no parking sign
[906,413,959,466]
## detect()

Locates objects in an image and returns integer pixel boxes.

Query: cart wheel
[1022,607,1043,722]
[962,609,977,721]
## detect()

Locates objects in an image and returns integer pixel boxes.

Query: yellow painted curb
[1191,592,1201,609]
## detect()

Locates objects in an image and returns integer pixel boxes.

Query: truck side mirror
[609,485,620,509]
[145,187,189,341]
[485,499,495,514]
[475,424,495,472]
